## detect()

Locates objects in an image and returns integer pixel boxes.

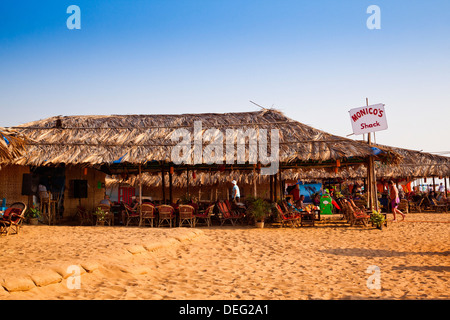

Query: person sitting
[296,195,306,210]
[313,193,321,206]
[131,196,141,210]
[436,192,447,204]
[286,197,302,213]
[99,195,112,207]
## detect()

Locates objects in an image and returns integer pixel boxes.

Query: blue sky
[1,0,449,154]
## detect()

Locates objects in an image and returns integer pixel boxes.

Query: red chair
[0,202,27,236]
[224,199,245,224]
[217,201,237,226]
[195,204,214,227]
[275,204,299,227]
[123,203,140,226]
[157,205,175,228]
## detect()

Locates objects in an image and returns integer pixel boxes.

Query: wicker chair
[77,206,93,226]
[157,205,175,227]
[140,203,156,227]
[178,204,195,228]
[123,203,139,226]
[0,202,27,236]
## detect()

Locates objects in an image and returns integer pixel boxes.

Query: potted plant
[247,197,271,228]
[369,208,386,230]
[26,205,41,225]
[94,207,106,226]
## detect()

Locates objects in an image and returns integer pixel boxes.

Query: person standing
[231,180,240,203]
[290,184,300,202]
[389,180,405,221]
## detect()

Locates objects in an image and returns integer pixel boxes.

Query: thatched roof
[105,144,450,188]
[0,128,29,164]
[11,109,400,168]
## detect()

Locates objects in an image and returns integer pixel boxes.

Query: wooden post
[269,175,273,202]
[138,164,142,226]
[169,167,173,204]
[253,168,257,198]
[366,98,378,212]
[161,164,166,204]
[445,176,448,194]
[274,172,278,202]
[432,176,436,192]
[186,166,190,197]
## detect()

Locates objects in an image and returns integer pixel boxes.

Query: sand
[0,213,448,300]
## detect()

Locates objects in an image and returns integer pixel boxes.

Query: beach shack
[4,109,447,223]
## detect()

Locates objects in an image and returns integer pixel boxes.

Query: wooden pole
[253,170,257,198]
[274,172,278,202]
[186,166,190,197]
[169,167,173,204]
[279,170,283,200]
[445,177,448,194]
[138,164,142,226]
[366,97,378,211]
[269,175,273,202]
[161,164,166,204]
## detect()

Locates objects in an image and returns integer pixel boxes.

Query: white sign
[349,103,388,135]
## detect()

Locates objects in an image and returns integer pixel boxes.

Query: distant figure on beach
[389,180,405,221]
[438,183,445,193]
[231,180,240,203]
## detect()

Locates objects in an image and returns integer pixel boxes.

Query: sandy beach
[0,213,448,300]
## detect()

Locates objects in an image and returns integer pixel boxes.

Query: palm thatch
[0,128,29,164]
[105,143,450,189]
[10,109,400,169]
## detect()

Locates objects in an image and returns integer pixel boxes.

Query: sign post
[349,99,387,212]
[349,103,388,136]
